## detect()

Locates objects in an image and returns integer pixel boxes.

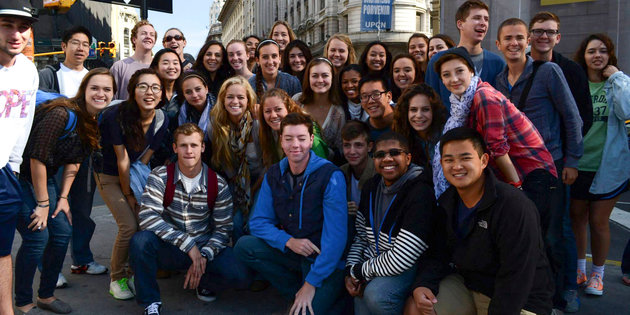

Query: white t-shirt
[57,63,88,97]
[181,170,202,194]
[0,54,39,171]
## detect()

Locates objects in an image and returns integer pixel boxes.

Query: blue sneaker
[563,289,580,313]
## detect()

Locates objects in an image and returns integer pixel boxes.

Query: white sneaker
[71,261,108,275]
[128,276,136,295]
[56,273,68,288]
[109,278,134,300]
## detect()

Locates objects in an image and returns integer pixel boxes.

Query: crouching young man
[346,131,436,314]
[129,123,251,315]
[406,127,553,315]
[234,113,348,315]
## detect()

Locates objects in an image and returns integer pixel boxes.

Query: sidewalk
[11,197,630,314]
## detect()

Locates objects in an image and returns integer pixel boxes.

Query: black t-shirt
[98,104,169,176]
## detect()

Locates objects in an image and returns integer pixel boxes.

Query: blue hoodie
[249,151,348,287]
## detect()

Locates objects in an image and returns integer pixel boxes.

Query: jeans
[622,238,630,274]
[15,178,72,307]
[353,267,417,315]
[563,185,578,290]
[522,166,565,308]
[129,231,251,307]
[234,235,346,314]
[69,158,97,265]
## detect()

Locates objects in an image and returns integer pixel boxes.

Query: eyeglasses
[360,91,387,102]
[164,35,184,42]
[68,39,90,48]
[530,29,559,37]
[373,148,407,160]
[136,83,162,94]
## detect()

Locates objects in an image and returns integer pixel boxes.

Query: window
[416,12,423,31]
[123,28,130,49]
[319,0,325,11]
[320,24,325,42]
[343,15,348,33]
[304,0,309,16]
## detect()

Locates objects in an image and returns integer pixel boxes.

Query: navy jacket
[249,151,348,287]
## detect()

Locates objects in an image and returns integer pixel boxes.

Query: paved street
[11,190,630,314]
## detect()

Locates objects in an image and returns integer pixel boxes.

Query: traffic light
[98,41,107,57]
[108,42,117,58]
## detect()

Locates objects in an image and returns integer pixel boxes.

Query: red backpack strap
[163,163,176,208]
[207,167,218,209]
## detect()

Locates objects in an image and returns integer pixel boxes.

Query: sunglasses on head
[373,148,407,159]
[164,35,184,42]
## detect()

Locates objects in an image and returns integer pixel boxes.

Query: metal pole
[141,0,148,20]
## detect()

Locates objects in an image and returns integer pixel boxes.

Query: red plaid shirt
[467,81,557,181]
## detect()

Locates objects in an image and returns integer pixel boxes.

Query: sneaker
[56,273,68,289]
[71,262,108,275]
[109,278,134,300]
[143,302,162,315]
[128,276,135,295]
[563,289,580,313]
[196,287,216,302]
[576,269,587,287]
[584,272,604,296]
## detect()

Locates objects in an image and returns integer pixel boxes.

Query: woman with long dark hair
[192,40,232,99]
[428,34,455,61]
[149,48,182,116]
[14,68,115,314]
[282,40,312,82]
[359,41,392,79]
[391,54,423,103]
[392,84,446,169]
[570,33,630,296]
[96,68,169,300]
[338,64,367,121]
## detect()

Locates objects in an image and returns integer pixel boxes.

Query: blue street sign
[360,0,393,32]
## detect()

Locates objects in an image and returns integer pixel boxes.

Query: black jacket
[346,169,436,281]
[415,170,553,315]
[38,63,62,93]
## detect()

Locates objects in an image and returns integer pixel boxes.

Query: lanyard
[369,192,397,255]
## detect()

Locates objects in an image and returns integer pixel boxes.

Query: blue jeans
[353,267,417,315]
[234,235,346,314]
[129,230,251,307]
[15,178,72,307]
[69,158,97,265]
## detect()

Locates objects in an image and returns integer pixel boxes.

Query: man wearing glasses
[494,17,583,313]
[359,76,394,143]
[39,26,91,97]
[345,131,436,314]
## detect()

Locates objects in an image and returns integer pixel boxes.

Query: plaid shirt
[468,81,557,181]
[138,163,233,260]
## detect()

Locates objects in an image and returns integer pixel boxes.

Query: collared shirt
[468,80,557,180]
[138,163,233,260]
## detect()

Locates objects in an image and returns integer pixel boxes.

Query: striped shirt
[138,163,233,260]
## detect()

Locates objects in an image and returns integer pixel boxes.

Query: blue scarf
[178,94,214,133]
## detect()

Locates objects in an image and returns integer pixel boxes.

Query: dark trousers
[622,238,630,274]
[522,165,565,308]
[69,158,97,265]
[234,235,346,314]
[129,230,251,307]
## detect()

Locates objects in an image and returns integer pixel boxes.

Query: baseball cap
[0,0,38,23]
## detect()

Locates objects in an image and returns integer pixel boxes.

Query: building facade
[110,5,140,60]
[209,0,226,41]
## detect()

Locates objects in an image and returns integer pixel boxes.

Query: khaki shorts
[434,274,537,315]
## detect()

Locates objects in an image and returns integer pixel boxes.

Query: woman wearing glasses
[161,28,194,71]
[295,58,346,163]
[96,68,169,300]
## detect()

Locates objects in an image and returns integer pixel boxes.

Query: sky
[144,0,214,58]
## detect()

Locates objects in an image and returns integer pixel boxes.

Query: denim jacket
[591,71,630,194]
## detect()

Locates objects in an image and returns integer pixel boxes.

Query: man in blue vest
[235,112,348,315]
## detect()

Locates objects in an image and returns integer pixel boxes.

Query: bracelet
[37,198,49,203]
[509,180,523,189]
[37,204,49,208]
[58,196,68,200]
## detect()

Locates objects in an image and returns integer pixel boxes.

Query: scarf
[432,76,480,198]
[178,94,214,133]
[229,111,254,216]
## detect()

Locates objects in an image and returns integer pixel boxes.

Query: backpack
[34,91,78,141]
[162,162,219,210]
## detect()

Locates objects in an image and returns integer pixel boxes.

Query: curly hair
[574,33,618,73]
[38,68,116,150]
[209,76,257,171]
[258,88,309,168]
[392,83,446,142]
[119,68,161,151]
[130,20,156,50]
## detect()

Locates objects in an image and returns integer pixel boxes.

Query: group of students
[1,0,630,314]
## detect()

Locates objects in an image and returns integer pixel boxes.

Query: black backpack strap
[517,60,546,110]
